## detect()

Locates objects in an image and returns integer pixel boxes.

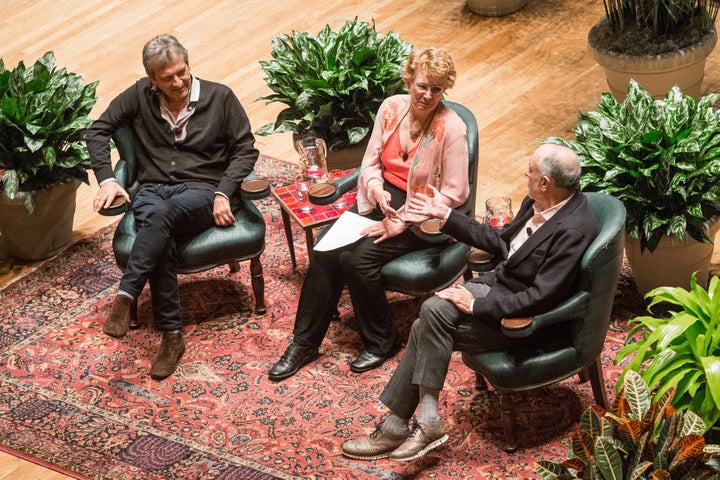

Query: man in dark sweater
[86,34,259,379]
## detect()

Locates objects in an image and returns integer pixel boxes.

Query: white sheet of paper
[313,211,379,252]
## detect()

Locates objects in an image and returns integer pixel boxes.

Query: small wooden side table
[270,174,357,270]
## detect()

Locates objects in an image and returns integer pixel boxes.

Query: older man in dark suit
[342,143,598,462]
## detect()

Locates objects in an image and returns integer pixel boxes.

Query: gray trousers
[378,281,524,419]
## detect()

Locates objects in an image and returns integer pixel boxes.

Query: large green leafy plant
[536,370,720,479]
[0,51,98,213]
[547,79,720,253]
[255,18,412,151]
[614,273,720,430]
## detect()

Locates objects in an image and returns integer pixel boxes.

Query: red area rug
[0,156,644,479]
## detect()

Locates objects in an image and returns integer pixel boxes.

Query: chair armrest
[309,169,359,205]
[113,159,131,190]
[240,172,271,201]
[467,249,497,273]
[97,159,131,217]
[500,290,590,338]
[97,195,129,217]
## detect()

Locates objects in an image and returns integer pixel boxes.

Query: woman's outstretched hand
[406,185,447,219]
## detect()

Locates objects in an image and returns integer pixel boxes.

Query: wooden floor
[1,0,719,478]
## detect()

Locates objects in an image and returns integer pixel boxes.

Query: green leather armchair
[102,126,268,322]
[311,100,479,296]
[459,192,626,452]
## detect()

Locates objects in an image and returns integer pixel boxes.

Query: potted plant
[255,18,412,168]
[546,79,720,294]
[535,370,720,479]
[588,0,719,99]
[0,51,98,260]
[613,273,720,432]
[466,0,528,16]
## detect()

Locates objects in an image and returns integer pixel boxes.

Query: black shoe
[349,352,386,373]
[349,343,401,373]
[268,342,319,381]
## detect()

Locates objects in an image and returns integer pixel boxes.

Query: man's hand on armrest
[213,193,235,227]
[94,180,130,213]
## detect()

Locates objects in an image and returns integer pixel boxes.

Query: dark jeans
[292,182,431,355]
[119,184,215,332]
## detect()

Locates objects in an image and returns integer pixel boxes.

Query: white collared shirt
[158,75,200,142]
[508,194,572,257]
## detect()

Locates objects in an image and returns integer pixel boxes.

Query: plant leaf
[594,436,624,480]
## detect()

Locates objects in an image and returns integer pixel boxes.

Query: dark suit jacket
[442,191,598,322]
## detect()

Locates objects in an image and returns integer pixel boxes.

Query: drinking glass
[295,136,328,182]
[484,196,513,228]
[328,169,345,181]
[294,174,314,213]
[331,197,349,213]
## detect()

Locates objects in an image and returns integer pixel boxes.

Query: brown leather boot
[103,295,132,338]
[149,331,185,380]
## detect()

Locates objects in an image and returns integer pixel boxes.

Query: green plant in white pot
[588,0,719,99]
[0,51,98,259]
[546,79,720,293]
[255,18,412,159]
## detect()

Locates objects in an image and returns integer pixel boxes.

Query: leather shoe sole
[342,426,409,460]
[390,422,449,461]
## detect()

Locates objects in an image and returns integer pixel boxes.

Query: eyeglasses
[414,83,444,95]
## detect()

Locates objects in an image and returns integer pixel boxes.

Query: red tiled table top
[270,171,357,228]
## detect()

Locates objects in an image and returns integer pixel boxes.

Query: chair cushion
[112,200,266,273]
[382,241,471,296]
[461,346,580,391]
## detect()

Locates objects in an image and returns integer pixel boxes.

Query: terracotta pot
[0,179,81,260]
[624,219,720,296]
[467,0,528,16]
[588,21,718,100]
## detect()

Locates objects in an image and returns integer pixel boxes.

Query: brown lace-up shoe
[149,331,185,380]
[341,425,409,460]
[103,295,132,338]
[389,421,448,461]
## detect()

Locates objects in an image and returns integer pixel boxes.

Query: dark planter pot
[467,0,528,16]
[0,179,81,260]
[326,140,368,171]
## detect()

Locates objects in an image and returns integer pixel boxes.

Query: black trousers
[119,184,215,332]
[291,183,431,355]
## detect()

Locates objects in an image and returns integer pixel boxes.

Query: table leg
[305,228,315,263]
[280,207,297,270]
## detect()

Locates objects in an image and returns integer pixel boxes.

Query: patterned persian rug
[0,156,647,480]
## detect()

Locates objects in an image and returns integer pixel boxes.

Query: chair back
[443,100,478,218]
[573,192,625,363]
[112,126,141,197]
